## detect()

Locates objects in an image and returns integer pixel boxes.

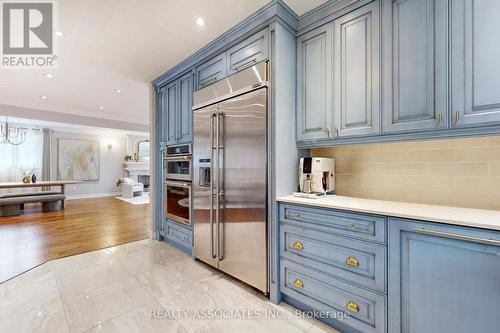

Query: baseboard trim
[66,192,121,200]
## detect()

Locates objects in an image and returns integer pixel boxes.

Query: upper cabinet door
[178,73,193,144]
[159,86,168,144]
[195,54,226,90]
[382,0,448,133]
[333,1,381,138]
[165,81,178,145]
[451,0,500,127]
[226,29,269,75]
[296,24,333,143]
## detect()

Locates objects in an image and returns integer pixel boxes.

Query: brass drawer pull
[345,256,359,267]
[436,113,443,125]
[293,278,304,289]
[346,301,360,313]
[294,213,301,220]
[349,223,357,230]
[413,227,500,246]
[293,241,304,250]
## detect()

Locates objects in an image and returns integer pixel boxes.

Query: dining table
[0,180,83,208]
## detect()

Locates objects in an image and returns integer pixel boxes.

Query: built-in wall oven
[164,180,191,226]
[164,144,191,226]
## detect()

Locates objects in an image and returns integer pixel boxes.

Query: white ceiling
[5,116,149,137]
[0,0,327,128]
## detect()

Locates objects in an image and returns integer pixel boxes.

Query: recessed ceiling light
[44,73,53,78]
[98,105,104,110]
[195,17,205,27]
[40,95,47,100]
[114,88,121,93]
[55,31,64,37]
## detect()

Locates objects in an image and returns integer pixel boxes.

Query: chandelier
[0,117,27,145]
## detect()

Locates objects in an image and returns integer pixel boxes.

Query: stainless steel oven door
[164,180,191,226]
[164,155,191,181]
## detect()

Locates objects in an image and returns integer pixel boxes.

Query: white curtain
[41,128,52,180]
[0,129,43,188]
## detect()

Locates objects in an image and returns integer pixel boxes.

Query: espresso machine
[297,157,335,197]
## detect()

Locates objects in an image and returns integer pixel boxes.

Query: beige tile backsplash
[311,136,500,210]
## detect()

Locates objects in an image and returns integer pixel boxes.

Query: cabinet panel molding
[451,0,500,127]
[296,24,333,142]
[382,0,448,133]
[195,54,226,90]
[178,73,193,144]
[334,2,380,137]
[388,218,500,333]
[227,29,269,74]
[165,81,178,145]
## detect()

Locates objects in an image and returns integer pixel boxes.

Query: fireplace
[137,175,150,192]
[123,162,150,191]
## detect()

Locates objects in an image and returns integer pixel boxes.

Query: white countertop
[277,195,500,231]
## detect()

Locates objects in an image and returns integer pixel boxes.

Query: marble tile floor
[0,239,340,333]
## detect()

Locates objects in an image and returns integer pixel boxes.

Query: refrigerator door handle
[210,113,216,258]
[217,111,224,261]
[215,111,221,260]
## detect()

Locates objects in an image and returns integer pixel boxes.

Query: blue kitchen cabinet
[388,218,500,333]
[280,203,386,244]
[281,259,387,333]
[333,1,381,138]
[451,0,500,127]
[295,0,500,148]
[195,53,226,90]
[279,202,500,333]
[195,29,270,90]
[279,203,388,333]
[296,23,333,143]
[226,28,269,75]
[165,80,178,146]
[158,86,167,144]
[177,72,193,144]
[381,0,448,134]
[163,219,192,255]
[161,72,194,146]
[297,0,382,144]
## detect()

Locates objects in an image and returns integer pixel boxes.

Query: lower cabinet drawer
[281,259,386,333]
[165,220,192,249]
[281,224,386,292]
[280,204,386,243]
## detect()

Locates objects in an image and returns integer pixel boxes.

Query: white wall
[50,131,127,198]
[126,134,149,158]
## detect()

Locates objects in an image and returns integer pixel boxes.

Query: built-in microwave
[164,144,191,181]
[164,180,191,226]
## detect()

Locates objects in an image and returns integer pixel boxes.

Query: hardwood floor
[0,196,150,283]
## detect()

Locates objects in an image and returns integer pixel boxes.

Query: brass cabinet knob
[349,223,357,230]
[345,256,359,267]
[295,213,301,220]
[293,241,304,251]
[293,278,304,288]
[346,301,360,313]
[436,113,443,125]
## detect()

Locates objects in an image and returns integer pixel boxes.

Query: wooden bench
[0,191,61,198]
[0,194,66,216]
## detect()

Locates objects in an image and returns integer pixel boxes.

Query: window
[0,129,43,183]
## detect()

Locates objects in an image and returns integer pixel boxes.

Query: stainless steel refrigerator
[193,62,268,293]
